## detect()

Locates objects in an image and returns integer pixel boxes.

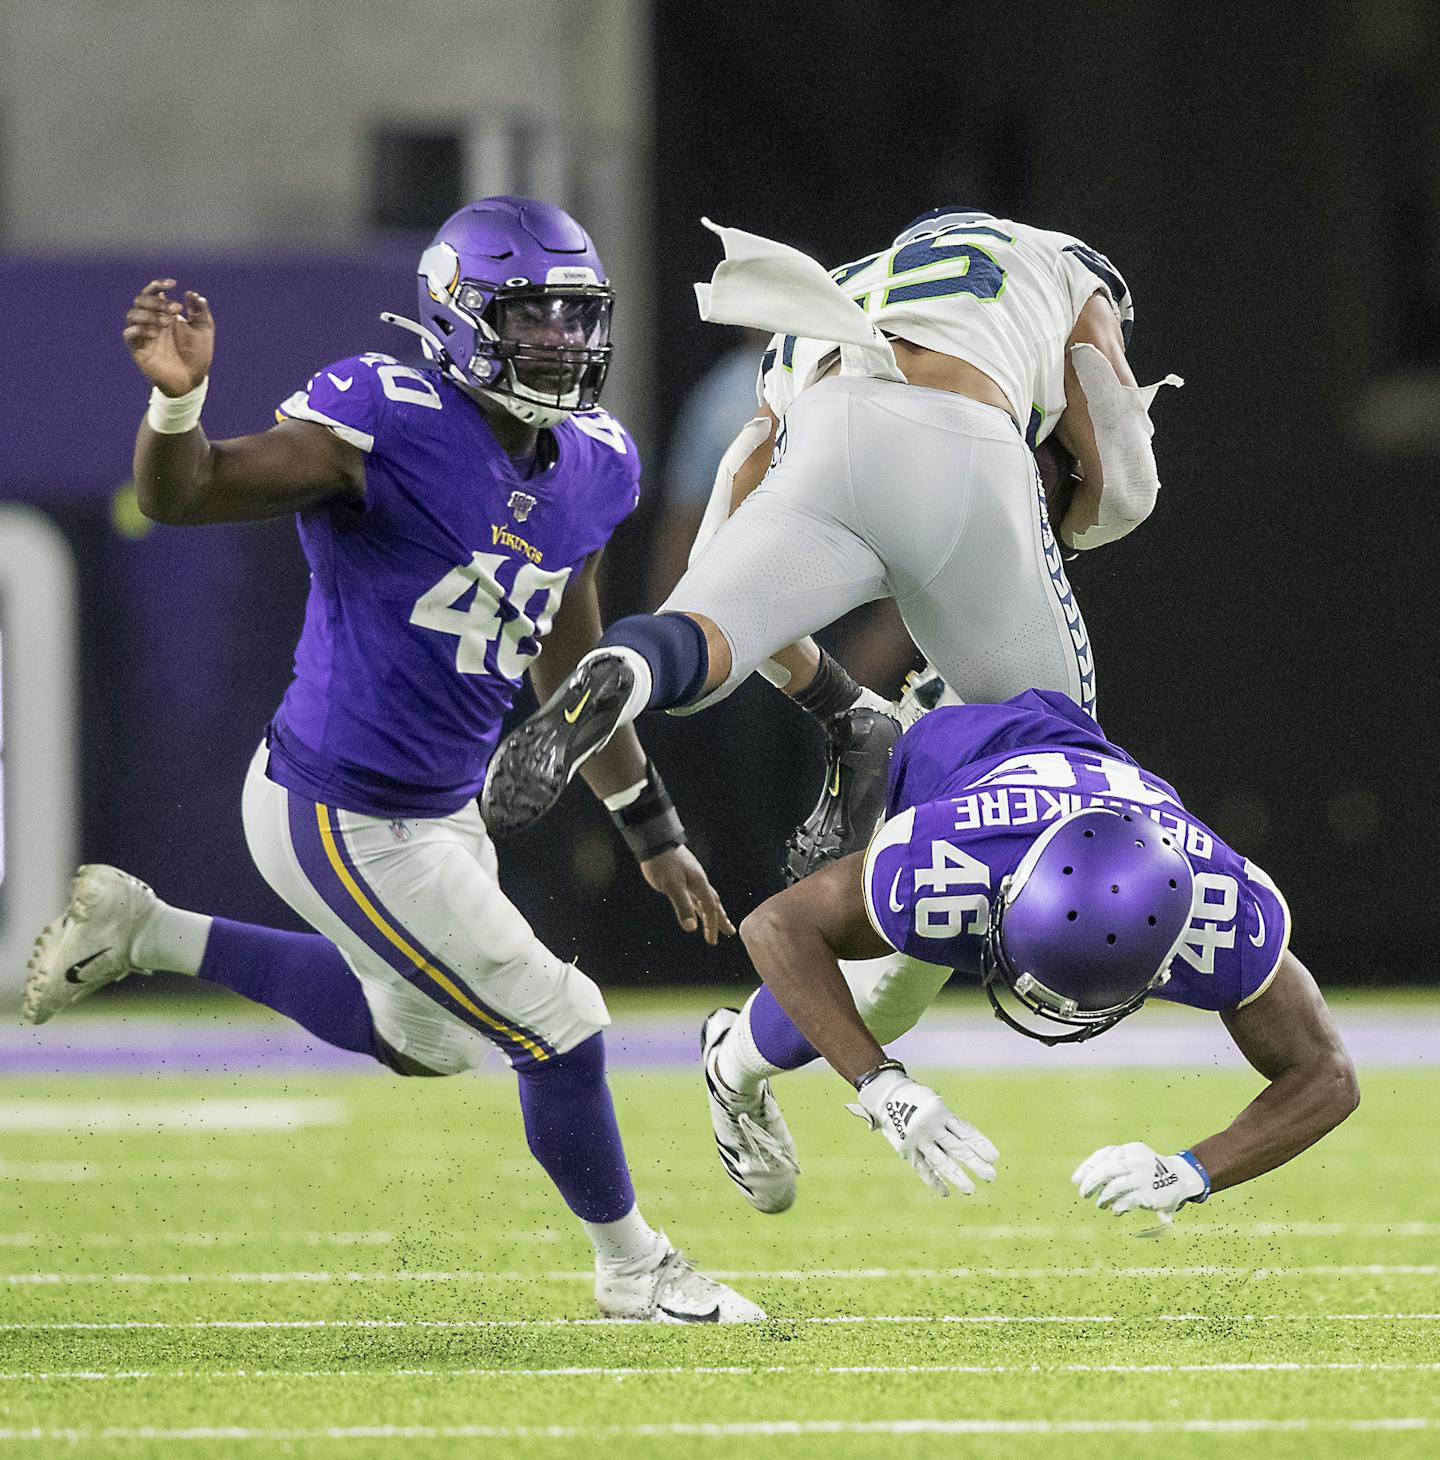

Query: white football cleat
[595,1233,766,1323]
[701,1008,800,1214]
[23,865,158,1025]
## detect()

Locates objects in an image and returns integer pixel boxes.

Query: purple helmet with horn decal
[383,196,614,428]
[981,807,1196,1045]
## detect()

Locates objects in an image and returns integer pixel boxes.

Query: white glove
[1071,1142,1208,1221]
[847,1069,999,1197]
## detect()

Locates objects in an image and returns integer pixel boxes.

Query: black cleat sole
[481,655,637,838]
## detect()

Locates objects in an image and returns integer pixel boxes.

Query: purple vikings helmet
[382,196,613,428]
[981,808,1196,1045]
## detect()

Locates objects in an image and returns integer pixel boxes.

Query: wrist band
[853,1057,907,1093]
[147,377,208,434]
[1176,1148,1211,1203]
[609,757,686,863]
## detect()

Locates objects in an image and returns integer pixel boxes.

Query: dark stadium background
[2,3,1434,995]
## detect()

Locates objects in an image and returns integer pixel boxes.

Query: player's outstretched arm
[1073,951,1359,1223]
[125,279,364,525]
[1196,950,1359,1193]
[739,854,893,1082]
[741,855,999,1197]
[533,553,735,944]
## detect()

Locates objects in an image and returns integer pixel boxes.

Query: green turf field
[1,1001,1437,1457]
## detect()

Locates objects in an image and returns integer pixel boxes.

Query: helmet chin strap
[481,388,571,429]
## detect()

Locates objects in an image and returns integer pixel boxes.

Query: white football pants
[241,744,610,1074]
[665,376,1095,714]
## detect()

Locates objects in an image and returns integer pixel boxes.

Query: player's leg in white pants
[664,375,1095,717]
[240,745,763,1319]
[242,746,608,1074]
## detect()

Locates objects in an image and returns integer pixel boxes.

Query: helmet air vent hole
[1110,884,1120,894]
[1123,814,1133,822]
[1135,839,1145,848]
[1063,866,1073,875]
[1067,910,1078,921]
[1083,829,1095,838]
[1148,915,1158,926]
[1106,933,1117,944]
[1169,879,1178,888]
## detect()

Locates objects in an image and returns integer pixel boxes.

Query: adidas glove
[848,1068,999,1197]
[1071,1142,1209,1222]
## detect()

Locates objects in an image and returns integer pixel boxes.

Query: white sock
[580,645,653,727]
[714,991,787,1100]
[586,1205,664,1268]
[130,902,213,975]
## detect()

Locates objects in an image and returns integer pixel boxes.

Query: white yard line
[0,1419,1435,1441]
[5,1264,1437,1285]
[0,1100,346,1131]
[2,1361,1438,1383]
[4,1313,1440,1332]
[0,1221,1432,1246]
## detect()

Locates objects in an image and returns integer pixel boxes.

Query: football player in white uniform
[483,208,1179,853]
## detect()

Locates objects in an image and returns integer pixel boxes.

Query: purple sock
[198,918,379,1059]
[599,612,710,708]
[516,1032,636,1223]
[749,985,821,1069]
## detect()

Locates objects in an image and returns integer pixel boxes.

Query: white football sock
[130,902,212,975]
[585,1205,664,1268]
[713,991,788,1101]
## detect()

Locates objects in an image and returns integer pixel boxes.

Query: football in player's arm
[705,692,1359,1224]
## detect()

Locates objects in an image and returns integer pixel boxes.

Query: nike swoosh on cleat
[64,948,112,983]
[564,689,592,724]
[829,762,842,797]
[327,373,354,391]
[658,1304,721,1323]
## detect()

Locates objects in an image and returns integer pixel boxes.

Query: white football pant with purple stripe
[241,744,609,1074]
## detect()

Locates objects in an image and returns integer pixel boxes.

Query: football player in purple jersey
[697,689,1359,1227]
[22,197,765,1323]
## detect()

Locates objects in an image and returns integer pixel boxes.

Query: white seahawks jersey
[758,219,1133,447]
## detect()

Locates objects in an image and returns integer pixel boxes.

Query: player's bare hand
[123,279,214,397]
[641,846,736,945]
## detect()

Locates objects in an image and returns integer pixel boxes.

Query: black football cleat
[783,706,902,884]
[482,652,639,838]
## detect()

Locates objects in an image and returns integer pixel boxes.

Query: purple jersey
[267,352,640,817]
[863,691,1291,1012]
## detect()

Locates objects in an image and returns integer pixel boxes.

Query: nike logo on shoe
[564,689,592,724]
[658,1304,721,1323]
[64,949,112,983]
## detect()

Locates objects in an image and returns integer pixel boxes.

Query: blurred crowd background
[1,1,1436,998]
